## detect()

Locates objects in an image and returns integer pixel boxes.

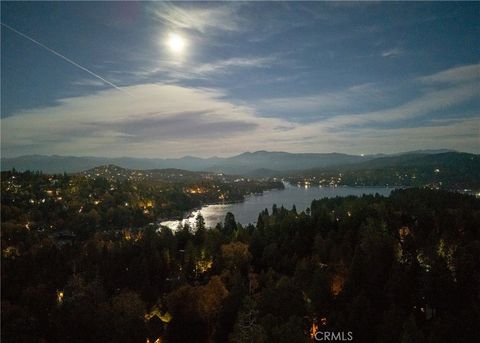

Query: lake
[160,183,395,230]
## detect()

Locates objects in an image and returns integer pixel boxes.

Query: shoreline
[157,185,476,230]
[157,184,402,229]
[157,185,284,224]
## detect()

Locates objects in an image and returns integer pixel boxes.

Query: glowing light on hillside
[57,290,64,304]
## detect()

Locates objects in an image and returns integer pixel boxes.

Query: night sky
[1,1,479,157]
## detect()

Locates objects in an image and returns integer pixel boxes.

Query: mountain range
[0,149,470,176]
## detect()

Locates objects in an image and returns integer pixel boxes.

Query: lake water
[160,183,395,230]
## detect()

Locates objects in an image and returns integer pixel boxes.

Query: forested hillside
[2,188,479,342]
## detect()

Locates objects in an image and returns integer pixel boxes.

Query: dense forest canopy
[2,172,479,342]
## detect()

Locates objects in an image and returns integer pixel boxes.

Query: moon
[166,33,186,54]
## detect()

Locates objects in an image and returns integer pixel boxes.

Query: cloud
[71,79,108,87]
[123,56,278,85]
[253,64,479,153]
[381,47,404,58]
[259,64,479,127]
[93,111,258,142]
[151,2,244,33]
[192,57,275,75]
[341,117,479,154]
[0,83,293,157]
[258,82,392,120]
[0,81,360,157]
[338,64,480,126]
[2,64,479,158]
[326,81,478,127]
[417,63,480,85]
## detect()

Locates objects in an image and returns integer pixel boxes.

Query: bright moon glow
[166,33,186,54]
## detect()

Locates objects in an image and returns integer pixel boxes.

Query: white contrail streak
[1,22,132,96]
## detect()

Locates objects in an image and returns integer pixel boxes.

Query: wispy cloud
[259,64,479,128]
[340,117,479,153]
[192,57,275,75]
[328,81,478,127]
[122,55,278,84]
[417,63,480,85]
[71,79,108,87]
[258,82,392,120]
[381,47,404,58]
[151,2,244,33]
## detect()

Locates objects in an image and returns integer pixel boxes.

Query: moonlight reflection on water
[160,184,395,230]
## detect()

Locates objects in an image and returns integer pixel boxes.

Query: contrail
[1,22,132,96]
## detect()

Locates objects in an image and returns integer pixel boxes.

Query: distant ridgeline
[285,152,480,191]
[2,151,479,191]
